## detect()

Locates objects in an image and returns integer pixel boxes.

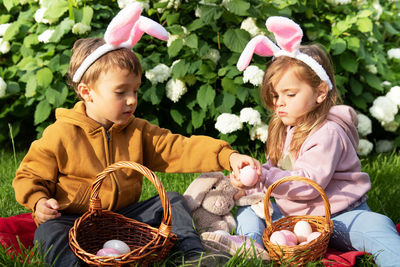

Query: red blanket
[1,213,399,265]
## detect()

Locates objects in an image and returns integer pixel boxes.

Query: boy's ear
[316,82,329,104]
[78,83,92,102]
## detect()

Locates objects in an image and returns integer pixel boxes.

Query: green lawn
[1,148,399,266]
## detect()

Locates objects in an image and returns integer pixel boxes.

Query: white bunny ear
[128,16,169,47]
[265,16,303,54]
[104,3,142,46]
[236,35,279,71]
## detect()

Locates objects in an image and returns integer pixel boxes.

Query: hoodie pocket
[56,181,91,213]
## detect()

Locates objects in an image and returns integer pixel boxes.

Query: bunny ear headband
[72,3,169,83]
[237,16,333,90]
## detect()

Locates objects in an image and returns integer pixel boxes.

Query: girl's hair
[67,38,142,100]
[261,44,341,165]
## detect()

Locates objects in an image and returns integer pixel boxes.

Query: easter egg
[96,247,122,257]
[286,241,297,246]
[270,231,288,246]
[280,229,298,244]
[103,240,131,254]
[306,231,321,243]
[293,221,312,243]
[239,166,258,187]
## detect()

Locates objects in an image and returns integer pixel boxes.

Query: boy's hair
[67,38,142,100]
[261,44,341,165]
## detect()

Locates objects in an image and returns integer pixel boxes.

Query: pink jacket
[247,105,371,216]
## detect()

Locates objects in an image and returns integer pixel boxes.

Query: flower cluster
[0,23,11,54]
[144,64,171,85]
[357,139,374,156]
[117,0,150,10]
[369,86,400,132]
[38,29,55,43]
[240,17,263,37]
[357,113,372,137]
[166,78,187,103]
[0,77,6,98]
[243,65,264,87]
[387,48,400,60]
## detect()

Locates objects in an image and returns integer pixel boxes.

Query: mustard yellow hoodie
[13,102,235,223]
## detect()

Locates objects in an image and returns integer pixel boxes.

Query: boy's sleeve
[12,127,59,211]
[141,122,237,173]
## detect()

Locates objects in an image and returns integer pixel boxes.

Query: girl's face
[82,68,141,129]
[272,68,325,126]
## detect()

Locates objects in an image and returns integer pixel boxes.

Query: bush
[0,0,399,154]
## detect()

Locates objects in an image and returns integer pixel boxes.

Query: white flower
[243,65,264,87]
[372,1,383,20]
[375,140,394,153]
[240,17,262,37]
[195,6,202,18]
[167,34,179,47]
[357,139,373,156]
[240,107,262,125]
[145,63,171,84]
[118,0,150,10]
[382,120,399,132]
[369,96,398,124]
[382,81,391,87]
[0,77,6,98]
[203,48,220,64]
[34,7,51,24]
[357,113,372,136]
[166,78,187,102]
[157,0,180,12]
[365,64,377,74]
[327,0,351,5]
[386,86,400,107]
[38,29,55,43]
[388,48,400,60]
[250,123,268,143]
[0,23,11,36]
[0,38,10,54]
[72,23,91,35]
[215,113,243,134]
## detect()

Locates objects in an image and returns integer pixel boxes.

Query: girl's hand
[34,198,61,224]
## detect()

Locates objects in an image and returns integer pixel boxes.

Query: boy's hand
[229,152,261,189]
[35,198,61,224]
[234,190,246,201]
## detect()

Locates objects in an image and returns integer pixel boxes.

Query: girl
[230,16,400,266]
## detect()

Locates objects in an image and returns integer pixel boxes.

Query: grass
[1,148,399,266]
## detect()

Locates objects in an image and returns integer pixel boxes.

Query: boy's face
[83,67,141,129]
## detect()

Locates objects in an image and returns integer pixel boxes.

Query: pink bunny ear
[104,3,142,46]
[237,35,279,71]
[266,16,303,53]
[128,16,169,47]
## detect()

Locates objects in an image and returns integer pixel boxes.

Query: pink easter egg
[293,220,312,243]
[270,231,288,246]
[239,166,258,187]
[96,247,122,256]
[286,241,297,246]
[299,241,309,245]
[306,231,321,243]
[280,229,298,244]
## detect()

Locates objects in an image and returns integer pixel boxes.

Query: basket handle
[263,176,331,228]
[89,161,173,237]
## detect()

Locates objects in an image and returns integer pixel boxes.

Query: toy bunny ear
[266,16,303,54]
[104,3,142,46]
[128,16,169,47]
[236,35,279,71]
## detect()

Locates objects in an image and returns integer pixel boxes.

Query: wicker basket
[69,161,178,266]
[262,176,333,265]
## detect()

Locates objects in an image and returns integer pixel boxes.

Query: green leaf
[187,19,205,32]
[42,0,69,23]
[384,22,399,35]
[349,78,363,96]
[221,77,236,95]
[357,10,373,18]
[166,13,180,26]
[349,95,367,110]
[191,109,206,129]
[24,34,39,48]
[150,85,164,105]
[6,81,20,94]
[17,57,38,71]
[339,52,358,73]
[168,39,183,58]
[25,75,37,97]
[188,60,202,74]
[34,100,52,125]
[199,6,222,24]
[330,38,346,55]
[226,0,250,16]
[364,73,382,91]
[3,22,20,42]
[223,29,250,53]
[346,37,360,53]
[50,18,74,43]
[81,6,94,25]
[236,86,249,103]
[185,34,198,49]
[36,68,53,88]
[172,59,189,78]
[3,0,18,11]
[356,17,372,33]
[170,108,184,126]
[197,84,216,109]
[216,92,236,113]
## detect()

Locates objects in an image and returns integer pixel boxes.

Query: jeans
[34,191,203,267]
[236,201,400,267]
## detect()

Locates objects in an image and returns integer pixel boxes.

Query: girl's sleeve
[254,128,344,200]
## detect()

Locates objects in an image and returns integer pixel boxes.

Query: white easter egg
[293,221,312,243]
[280,229,298,244]
[103,240,131,254]
[239,166,258,187]
[270,231,288,246]
[96,247,122,256]
[306,231,321,243]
